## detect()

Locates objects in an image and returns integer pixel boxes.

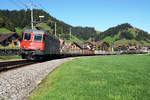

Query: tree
[120,45,128,51]
[0,17,4,27]
[71,27,97,40]
[120,32,134,40]
[5,21,15,32]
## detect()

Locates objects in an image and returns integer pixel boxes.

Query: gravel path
[0,57,74,100]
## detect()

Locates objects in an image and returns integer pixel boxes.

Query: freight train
[20,28,94,60]
[20,28,148,60]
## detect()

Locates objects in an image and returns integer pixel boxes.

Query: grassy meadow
[28,54,150,100]
[0,56,21,60]
[0,28,11,33]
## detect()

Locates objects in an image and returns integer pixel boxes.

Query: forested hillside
[0,9,71,35]
[0,9,150,46]
[71,27,97,41]
[96,23,150,46]
[0,9,97,41]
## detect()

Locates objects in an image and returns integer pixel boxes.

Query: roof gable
[73,42,88,49]
[0,32,18,43]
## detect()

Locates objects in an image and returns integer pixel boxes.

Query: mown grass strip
[28,55,150,100]
[0,56,21,60]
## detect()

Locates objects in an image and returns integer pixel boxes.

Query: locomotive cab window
[24,33,31,41]
[34,34,43,42]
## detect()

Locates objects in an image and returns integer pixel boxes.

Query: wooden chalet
[0,32,20,47]
[70,42,89,54]
[88,41,110,51]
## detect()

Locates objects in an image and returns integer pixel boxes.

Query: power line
[29,0,33,3]
[8,0,23,9]
[34,2,54,20]
[17,0,28,9]
[18,0,25,6]
[24,0,33,4]
[33,0,51,13]
[35,2,47,11]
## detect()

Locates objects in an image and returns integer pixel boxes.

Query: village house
[140,46,149,52]
[0,32,20,47]
[128,46,137,51]
[115,44,129,51]
[70,42,89,54]
[88,41,110,51]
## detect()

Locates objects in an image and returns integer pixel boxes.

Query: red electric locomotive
[20,29,60,60]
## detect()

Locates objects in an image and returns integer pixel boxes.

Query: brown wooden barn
[70,42,88,54]
[87,41,110,51]
[0,32,20,47]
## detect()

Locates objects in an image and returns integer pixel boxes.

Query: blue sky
[0,0,150,33]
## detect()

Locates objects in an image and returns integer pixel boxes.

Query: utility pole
[55,22,56,37]
[70,27,71,41]
[31,4,34,30]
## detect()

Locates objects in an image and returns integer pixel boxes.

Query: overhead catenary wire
[8,0,58,34]
[33,0,52,15]
[17,0,29,9]
[7,0,24,9]
[29,0,33,3]
[34,2,58,37]
[34,1,71,38]
[37,3,47,11]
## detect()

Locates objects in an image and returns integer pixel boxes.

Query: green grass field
[28,55,150,100]
[0,56,21,60]
[0,28,11,33]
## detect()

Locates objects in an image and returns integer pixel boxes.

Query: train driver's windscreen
[24,33,31,41]
[34,34,43,42]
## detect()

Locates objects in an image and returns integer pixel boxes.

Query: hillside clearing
[0,28,11,33]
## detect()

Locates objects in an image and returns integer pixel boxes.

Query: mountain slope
[0,9,96,41]
[0,9,72,34]
[0,9,150,46]
[71,26,97,41]
[97,23,150,46]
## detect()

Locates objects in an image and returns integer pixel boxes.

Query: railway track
[0,51,148,72]
[0,60,38,72]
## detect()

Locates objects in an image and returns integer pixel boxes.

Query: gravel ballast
[0,57,74,100]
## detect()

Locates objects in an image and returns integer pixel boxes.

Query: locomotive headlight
[30,43,33,46]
